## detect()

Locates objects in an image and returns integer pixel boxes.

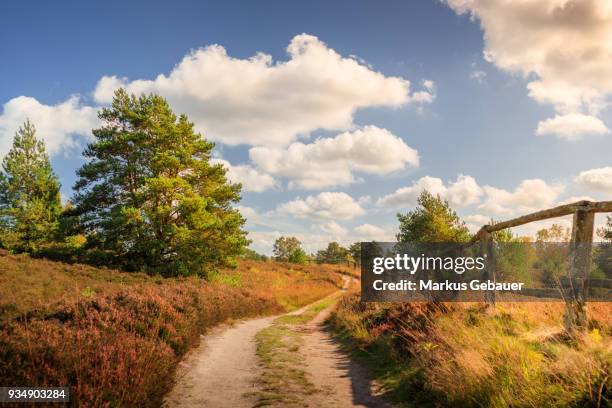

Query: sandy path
[162,294,335,408]
[300,294,392,408]
[163,315,275,408]
[164,276,388,408]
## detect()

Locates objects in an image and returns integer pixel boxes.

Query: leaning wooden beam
[469,200,612,244]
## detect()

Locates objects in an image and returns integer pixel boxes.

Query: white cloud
[464,214,492,233]
[464,214,491,225]
[479,179,564,216]
[249,125,419,189]
[277,192,365,220]
[357,195,372,205]
[236,205,263,223]
[316,221,349,236]
[0,96,98,158]
[446,0,612,139]
[536,113,610,139]
[211,158,277,192]
[377,174,483,208]
[354,223,393,241]
[556,195,597,206]
[470,70,486,83]
[93,34,432,147]
[575,167,612,193]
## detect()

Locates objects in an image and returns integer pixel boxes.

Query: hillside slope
[0,253,348,407]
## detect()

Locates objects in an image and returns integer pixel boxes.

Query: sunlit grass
[330,295,612,407]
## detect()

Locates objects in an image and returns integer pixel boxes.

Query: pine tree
[397,191,470,243]
[72,89,248,276]
[0,120,62,252]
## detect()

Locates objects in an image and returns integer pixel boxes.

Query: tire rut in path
[299,297,392,408]
[163,315,275,408]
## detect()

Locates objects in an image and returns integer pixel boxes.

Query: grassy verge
[329,293,611,408]
[0,254,347,407]
[252,295,337,407]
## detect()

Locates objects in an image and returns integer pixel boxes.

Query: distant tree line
[3,95,610,280]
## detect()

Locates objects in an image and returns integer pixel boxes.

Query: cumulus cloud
[575,167,612,192]
[249,126,419,189]
[316,221,349,236]
[211,158,277,192]
[479,179,564,216]
[464,214,491,225]
[354,223,393,240]
[0,96,98,158]
[376,174,483,208]
[445,0,612,138]
[463,214,495,233]
[277,192,365,220]
[536,113,610,139]
[93,34,432,147]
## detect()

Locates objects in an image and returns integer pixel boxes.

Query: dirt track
[163,315,275,407]
[164,277,388,407]
[300,301,391,408]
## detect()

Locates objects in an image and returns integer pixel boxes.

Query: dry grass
[330,295,611,407]
[0,253,348,407]
[253,296,338,407]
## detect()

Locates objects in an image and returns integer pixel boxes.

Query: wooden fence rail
[469,200,612,334]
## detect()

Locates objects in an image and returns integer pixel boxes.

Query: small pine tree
[72,89,248,276]
[397,191,469,243]
[0,120,62,252]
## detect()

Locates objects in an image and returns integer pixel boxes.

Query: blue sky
[1,0,611,253]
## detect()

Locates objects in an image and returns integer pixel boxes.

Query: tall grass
[330,295,611,407]
[0,254,346,407]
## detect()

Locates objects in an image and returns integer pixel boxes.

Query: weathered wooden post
[563,208,594,334]
[480,230,496,306]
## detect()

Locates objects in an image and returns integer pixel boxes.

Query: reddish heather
[0,254,348,407]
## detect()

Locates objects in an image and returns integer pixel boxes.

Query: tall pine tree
[73,89,248,276]
[0,120,62,252]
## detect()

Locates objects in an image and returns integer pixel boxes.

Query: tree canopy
[0,120,61,252]
[273,236,307,263]
[316,242,349,264]
[72,89,248,276]
[397,191,470,243]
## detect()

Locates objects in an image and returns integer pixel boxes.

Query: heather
[0,254,347,407]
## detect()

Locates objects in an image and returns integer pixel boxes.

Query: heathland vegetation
[0,253,349,406]
[331,192,611,407]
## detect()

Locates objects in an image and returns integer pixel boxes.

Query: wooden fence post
[480,231,496,306]
[563,209,594,334]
